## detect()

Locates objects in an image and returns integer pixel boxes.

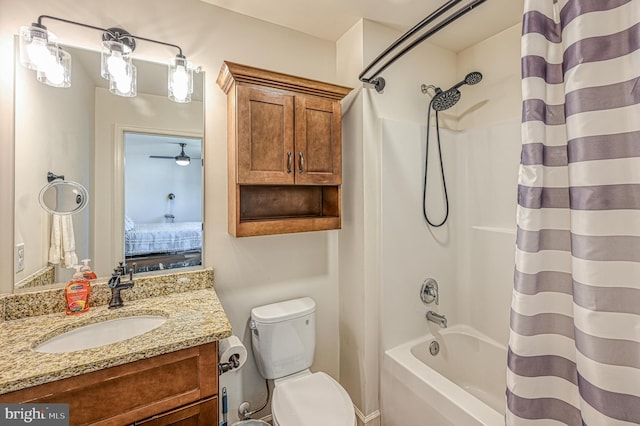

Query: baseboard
[259,408,379,425]
[354,406,381,426]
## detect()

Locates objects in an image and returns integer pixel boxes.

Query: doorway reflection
[123,132,202,273]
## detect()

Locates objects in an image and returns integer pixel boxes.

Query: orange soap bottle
[65,265,91,315]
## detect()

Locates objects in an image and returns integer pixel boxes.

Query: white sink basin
[34,315,167,353]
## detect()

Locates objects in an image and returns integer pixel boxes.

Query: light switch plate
[15,243,25,273]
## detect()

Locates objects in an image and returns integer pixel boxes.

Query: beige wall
[0,0,340,419]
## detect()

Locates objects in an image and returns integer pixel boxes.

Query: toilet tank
[250,297,316,380]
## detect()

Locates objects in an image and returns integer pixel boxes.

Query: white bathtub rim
[385,324,506,425]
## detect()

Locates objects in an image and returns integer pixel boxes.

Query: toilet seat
[272,372,356,426]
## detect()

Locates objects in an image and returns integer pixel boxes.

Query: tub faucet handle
[420,278,439,305]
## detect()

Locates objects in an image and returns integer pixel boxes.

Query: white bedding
[125,221,202,256]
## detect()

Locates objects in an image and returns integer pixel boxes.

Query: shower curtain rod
[359,0,487,93]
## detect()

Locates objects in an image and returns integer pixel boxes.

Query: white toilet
[250,297,356,426]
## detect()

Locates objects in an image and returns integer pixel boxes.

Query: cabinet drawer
[133,396,218,425]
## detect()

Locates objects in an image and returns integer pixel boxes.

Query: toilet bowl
[271,371,356,426]
[250,298,356,426]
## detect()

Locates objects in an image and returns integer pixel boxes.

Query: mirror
[14,40,204,290]
[39,180,89,215]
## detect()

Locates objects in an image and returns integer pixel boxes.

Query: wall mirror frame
[13,38,205,291]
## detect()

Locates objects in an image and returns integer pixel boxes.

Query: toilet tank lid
[251,297,316,324]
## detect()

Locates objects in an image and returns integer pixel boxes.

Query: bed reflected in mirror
[123,132,202,273]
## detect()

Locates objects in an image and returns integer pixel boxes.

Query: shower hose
[422,97,449,227]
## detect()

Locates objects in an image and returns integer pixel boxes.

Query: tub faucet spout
[426,311,447,328]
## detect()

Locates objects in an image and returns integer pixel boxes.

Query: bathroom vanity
[0,269,231,426]
[0,343,218,425]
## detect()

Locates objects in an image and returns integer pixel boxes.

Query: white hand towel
[48,214,78,268]
[60,214,78,268]
[48,214,62,265]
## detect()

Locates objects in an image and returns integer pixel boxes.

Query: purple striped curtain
[507,0,640,424]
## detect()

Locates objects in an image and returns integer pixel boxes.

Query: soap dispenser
[80,258,97,280]
[65,265,91,315]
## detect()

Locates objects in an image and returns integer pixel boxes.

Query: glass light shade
[19,25,51,70]
[168,56,193,103]
[175,157,190,166]
[109,64,137,97]
[101,40,132,80]
[36,44,71,88]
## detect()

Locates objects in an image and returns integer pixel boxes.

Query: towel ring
[38,180,89,215]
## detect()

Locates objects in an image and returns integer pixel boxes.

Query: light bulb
[107,52,128,79]
[171,65,189,102]
[101,39,132,81]
[168,55,193,103]
[36,44,71,88]
[26,38,51,69]
[115,74,132,93]
[44,59,64,85]
[20,25,51,70]
[109,64,136,97]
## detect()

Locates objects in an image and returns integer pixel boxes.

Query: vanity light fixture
[19,16,196,103]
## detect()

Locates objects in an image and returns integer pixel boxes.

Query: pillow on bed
[124,215,135,232]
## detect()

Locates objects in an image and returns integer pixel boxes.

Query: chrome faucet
[420,278,439,305]
[426,311,447,328]
[108,262,135,309]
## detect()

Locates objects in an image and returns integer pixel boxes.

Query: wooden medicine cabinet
[217,61,351,237]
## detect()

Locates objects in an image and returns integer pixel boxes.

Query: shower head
[431,88,461,111]
[451,71,483,90]
[423,70,483,111]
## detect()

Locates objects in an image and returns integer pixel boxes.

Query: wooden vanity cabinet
[217,61,351,237]
[0,343,218,426]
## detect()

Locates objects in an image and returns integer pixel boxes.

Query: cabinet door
[294,95,342,185]
[237,85,295,184]
[133,396,217,426]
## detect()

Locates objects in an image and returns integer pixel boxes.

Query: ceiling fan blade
[149,155,202,160]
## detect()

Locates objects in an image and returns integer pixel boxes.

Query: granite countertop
[0,270,232,395]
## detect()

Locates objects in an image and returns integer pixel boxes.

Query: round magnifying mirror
[38,181,89,215]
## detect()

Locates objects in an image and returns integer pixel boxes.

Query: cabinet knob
[299,152,305,174]
[287,152,292,173]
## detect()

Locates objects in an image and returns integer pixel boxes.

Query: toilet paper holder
[219,353,241,374]
[218,335,248,375]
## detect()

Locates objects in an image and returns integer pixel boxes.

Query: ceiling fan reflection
[149,142,201,166]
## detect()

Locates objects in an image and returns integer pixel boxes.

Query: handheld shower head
[464,71,483,85]
[451,71,483,90]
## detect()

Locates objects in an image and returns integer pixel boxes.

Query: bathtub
[381,325,507,426]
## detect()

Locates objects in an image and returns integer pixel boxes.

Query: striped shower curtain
[507,0,640,425]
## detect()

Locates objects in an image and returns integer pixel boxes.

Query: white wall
[374,22,522,352]
[0,0,340,421]
[337,18,459,422]
[455,24,522,346]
